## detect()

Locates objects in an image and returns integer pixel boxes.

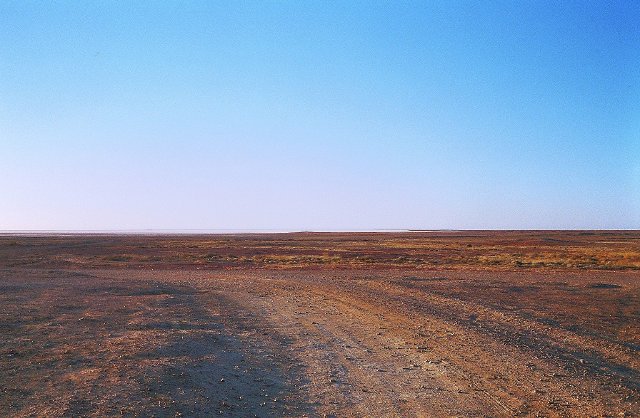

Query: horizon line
[1,228,638,236]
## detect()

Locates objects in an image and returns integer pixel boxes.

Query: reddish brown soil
[0,231,638,416]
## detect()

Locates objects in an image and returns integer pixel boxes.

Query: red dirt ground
[0,231,638,416]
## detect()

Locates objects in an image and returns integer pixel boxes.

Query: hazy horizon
[1,228,639,235]
[2,1,639,230]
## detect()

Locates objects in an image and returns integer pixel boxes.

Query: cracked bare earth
[0,231,638,416]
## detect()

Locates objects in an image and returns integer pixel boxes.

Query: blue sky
[1,1,639,230]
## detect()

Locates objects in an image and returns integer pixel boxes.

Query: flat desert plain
[0,231,638,417]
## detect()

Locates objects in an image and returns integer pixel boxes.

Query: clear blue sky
[1,1,639,230]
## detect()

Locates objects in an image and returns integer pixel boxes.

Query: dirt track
[1,232,639,416]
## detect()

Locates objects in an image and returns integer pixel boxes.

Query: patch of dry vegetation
[0,231,638,270]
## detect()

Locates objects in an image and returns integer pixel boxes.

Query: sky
[1,1,639,230]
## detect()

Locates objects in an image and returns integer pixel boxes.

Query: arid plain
[1,231,638,416]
